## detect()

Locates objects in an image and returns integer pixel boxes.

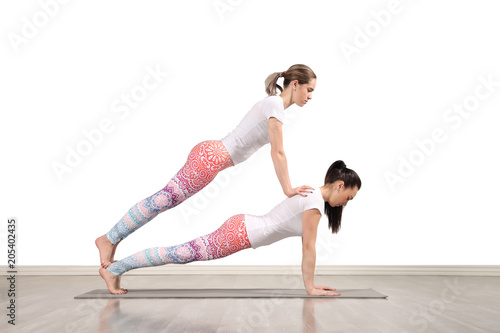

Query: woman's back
[245,188,324,248]
[221,95,285,165]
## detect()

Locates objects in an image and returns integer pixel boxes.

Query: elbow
[271,149,286,159]
[302,243,316,254]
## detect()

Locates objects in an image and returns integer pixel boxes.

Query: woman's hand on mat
[287,185,314,198]
[307,285,341,296]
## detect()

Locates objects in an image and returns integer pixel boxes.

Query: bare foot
[99,267,128,294]
[95,235,120,268]
[118,276,127,292]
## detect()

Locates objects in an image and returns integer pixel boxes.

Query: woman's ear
[336,181,345,192]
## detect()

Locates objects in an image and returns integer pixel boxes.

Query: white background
[1,0,499,266]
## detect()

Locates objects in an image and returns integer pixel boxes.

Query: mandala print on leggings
[107,214,251,276]
[106,140,234,244]
[175,140,234,195]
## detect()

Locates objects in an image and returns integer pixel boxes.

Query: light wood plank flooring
[1,274,499,332]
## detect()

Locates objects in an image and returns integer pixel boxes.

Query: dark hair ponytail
[324,160,361,234]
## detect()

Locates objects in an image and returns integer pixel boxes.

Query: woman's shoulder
[264,95,284,108]
[251,95,283,109]
[301,188,324,216]
[254,95,284,122]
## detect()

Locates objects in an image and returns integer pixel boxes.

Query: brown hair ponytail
[264,64,316,96]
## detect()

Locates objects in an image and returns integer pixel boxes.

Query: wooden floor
[2,274,499,332]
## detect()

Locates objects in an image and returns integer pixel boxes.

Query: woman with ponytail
[99,160,361,296]
[96,64,318,269]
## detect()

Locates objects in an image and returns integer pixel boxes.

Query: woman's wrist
[305,286,315,294]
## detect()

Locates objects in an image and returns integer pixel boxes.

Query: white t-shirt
[245,188,324,249]
[221,96,285,165]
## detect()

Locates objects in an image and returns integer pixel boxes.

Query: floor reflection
[302,298,337,332]
[93,296,340,332]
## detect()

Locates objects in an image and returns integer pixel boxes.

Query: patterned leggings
[106,140,234,245]
[107,214,251,276]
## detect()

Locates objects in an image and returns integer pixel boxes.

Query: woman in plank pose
[99,161,361,296]
[96,64,318,268]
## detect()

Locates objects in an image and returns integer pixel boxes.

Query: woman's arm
[268,117,312,197]
[302,209,340,296]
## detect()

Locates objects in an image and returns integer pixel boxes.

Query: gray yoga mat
[75,288,387,299]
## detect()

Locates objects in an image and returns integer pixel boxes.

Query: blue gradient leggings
[107,215,251,276]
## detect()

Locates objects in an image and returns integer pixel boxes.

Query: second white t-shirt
[244,188,324,249]
[221,95,285,165]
